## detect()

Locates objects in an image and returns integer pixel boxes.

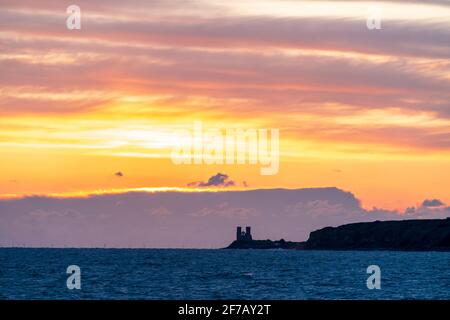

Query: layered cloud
[1,1,449,151]
[188,173,235,187]
[1,188,449,248]
[0,0,449,208]
[422,199,445,207]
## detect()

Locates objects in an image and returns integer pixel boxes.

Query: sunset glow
[1,0,449,211]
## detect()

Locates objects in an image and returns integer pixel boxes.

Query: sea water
[0,248,449,300]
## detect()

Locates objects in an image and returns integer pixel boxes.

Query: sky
[0,0,450,240]
[1,188,449,248]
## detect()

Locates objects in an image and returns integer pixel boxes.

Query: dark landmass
[225,218,450,251]
[305,218,450,251]
[226,238,305,250]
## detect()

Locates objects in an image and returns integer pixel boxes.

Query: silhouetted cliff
[226,218,450,251]
[305,218,450,251]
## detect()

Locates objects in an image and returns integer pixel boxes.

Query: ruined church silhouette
[236,226,253,241]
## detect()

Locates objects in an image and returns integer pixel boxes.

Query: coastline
[225,218,450,251]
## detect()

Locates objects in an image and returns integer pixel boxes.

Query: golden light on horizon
[0,0,449,213]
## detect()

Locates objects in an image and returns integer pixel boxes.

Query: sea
[0,248,449,300]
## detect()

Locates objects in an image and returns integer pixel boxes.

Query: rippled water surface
[1,248,449,299]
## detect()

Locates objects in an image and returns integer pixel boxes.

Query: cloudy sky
[1,188,448,248]
[0,0,449,246]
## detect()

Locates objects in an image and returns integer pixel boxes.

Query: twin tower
[236,226,253,242]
